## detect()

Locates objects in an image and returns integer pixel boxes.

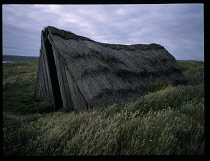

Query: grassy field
[3,59,204,155]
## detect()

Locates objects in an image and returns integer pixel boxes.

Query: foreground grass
[3,60,204,155]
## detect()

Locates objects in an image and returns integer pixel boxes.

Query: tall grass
[3,60,204,155]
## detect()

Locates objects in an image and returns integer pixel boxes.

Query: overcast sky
[3,4,204,61]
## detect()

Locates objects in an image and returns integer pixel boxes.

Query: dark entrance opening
[45,36,63,109]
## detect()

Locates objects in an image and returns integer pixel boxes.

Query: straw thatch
[35,26,188,111]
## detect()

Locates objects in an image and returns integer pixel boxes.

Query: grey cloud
[2,4,204,60]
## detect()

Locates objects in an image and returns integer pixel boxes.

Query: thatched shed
[35,26,187,111]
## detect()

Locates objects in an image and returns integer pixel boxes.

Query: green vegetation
[3,60,53,114]
[3,55,39,62]
[3,60,204,155]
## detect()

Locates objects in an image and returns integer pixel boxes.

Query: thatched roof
[35,26,188,110]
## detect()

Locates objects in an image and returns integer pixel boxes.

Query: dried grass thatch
[35,26,188,111]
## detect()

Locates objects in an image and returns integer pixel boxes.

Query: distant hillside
[3,55,39,62]
[177,60,204,62]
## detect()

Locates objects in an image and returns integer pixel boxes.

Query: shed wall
[35,34,54,104]
[51,45,88,110]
